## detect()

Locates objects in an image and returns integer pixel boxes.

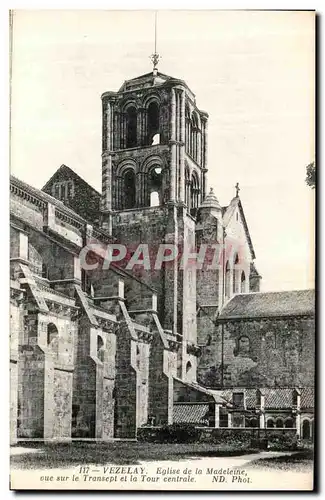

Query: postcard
[9,9,315,491]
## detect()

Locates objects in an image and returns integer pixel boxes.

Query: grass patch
[11,442,260,470]
[246,449,314,472]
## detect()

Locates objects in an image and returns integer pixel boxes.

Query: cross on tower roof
[149,11,161,75]
[235,182,240,197]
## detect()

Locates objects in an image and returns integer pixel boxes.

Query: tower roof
[199,188,222,210]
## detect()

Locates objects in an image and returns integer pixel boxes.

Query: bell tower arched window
[126,106,137,148]
[123,169,136,209]
[147,102,160,145]
[147,166,162,207]
[190,172,199,210]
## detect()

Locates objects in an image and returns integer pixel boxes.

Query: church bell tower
[100,66,208,380]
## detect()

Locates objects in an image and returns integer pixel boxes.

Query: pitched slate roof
[173,404,210,425]
[218,290,315,320]
[42,164,101,197]
[222,197,256,259]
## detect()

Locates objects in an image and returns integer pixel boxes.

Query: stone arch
[115,159,137,210]
[276,417,284,428]
[190,170,200,209]
[302,419,311,439]
[142,155,165,207]
[142,93,161,109]
[284,418,294,428]
[266,418,275,428]
[116,158,137,177]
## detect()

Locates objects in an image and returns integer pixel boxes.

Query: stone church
[10,68,315,444]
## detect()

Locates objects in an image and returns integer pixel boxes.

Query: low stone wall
[137,425,298,450]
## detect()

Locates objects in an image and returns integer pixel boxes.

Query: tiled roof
[173,404,210,425]
[264,389,294,409]
[245,389,258,409]
[219,290,315,319]
[301,387,314,409]
[207,388,314,410]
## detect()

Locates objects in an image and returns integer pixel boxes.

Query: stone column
[179,90,185,203]
[202,118,208,169]
[228,412,232,428]
[102,152,112,212]
[169,88,176,202]
[120,113,127,150]
[113,111,119,150]
[197,130,202,166]
[259,390,265,428]
[296,413,301,437]
[105,101,111,151]
[136,172,143,207]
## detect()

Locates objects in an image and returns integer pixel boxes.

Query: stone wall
[198,316,315,388]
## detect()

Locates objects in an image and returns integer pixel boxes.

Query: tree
[306,162,315,189]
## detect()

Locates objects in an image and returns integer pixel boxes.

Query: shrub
[266,431,298,451]
[137,423,200,443]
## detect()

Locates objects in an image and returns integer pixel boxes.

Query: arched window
[302,420,311,439]
[285,418,294,428]
[97,335,105,363]
[190,172,199,209]
[185,167,190,209]
[147,166,162,207]
[126,106,137,148]
[186,361,192,374]
[233,253,239,293]
[238,336,250,356]
[150,191,159,207]
[123,169,136,209]
[147,102,160,145]
[47,323,59,358]
[276,418,284,428]
[267,419,275,428]
[225,261,231,299]
[241,271,246,293]
[250,418,258,428]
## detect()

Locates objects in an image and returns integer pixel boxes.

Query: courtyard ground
[10,441,313,471]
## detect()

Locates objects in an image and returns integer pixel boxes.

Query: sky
[10,9,315,292]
